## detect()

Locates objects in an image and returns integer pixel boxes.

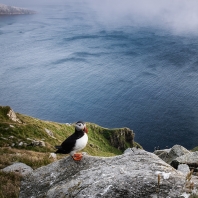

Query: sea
[1,0,198,151]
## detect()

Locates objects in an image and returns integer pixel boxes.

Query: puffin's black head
[75,121,88,133]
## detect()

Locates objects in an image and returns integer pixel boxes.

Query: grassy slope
[0,106,141,198]
[0,109,123,159]
[0,106,143,168]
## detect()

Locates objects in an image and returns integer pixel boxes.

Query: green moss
[191,146,198,152]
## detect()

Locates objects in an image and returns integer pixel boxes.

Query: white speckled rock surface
[19,149,186,198]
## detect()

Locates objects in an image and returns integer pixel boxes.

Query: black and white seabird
[55,121,88,161]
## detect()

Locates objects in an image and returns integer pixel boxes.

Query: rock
[0,137,8,140]
[177,164,190,174]
[49,153,57,160]
[109,127,135,150]
[39,141,45,147]
[171,151,198,172]
[19,149,186,198]
[154,148,170,156]
[30,140,45,147]
[18,142,23,146]
[27,138,34,141]
[154,145,190,164]
[0,4,36,15]
[2,162,33,176]
[11,143,15,147]
[45,128,56,139]
[7,108,22,123]
[123,147,134,154]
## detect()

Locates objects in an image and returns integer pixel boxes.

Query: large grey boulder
[2,162,33,176]
[154,145,190,164]
[177,164,190,174]
[171,151,198,172]
[19,149,186,198]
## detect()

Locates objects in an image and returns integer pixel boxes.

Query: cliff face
[19,149,186,198]
[109,128,135,150]
[0,4,35,15]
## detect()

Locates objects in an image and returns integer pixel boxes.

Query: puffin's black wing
[55,133,77,154]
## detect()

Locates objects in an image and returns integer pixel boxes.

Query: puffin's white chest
[73,133,88,152]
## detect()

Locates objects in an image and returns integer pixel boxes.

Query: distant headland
[0,3,36,15]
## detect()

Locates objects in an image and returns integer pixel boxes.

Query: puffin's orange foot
[72,153,83,161]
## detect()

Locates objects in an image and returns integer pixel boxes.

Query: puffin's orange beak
[84,127,88,133]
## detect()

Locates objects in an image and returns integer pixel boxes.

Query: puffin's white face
[75,122,88,133]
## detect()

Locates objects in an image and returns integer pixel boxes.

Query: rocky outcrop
[109,128,135,150]
[2,162,33,176]
[45,128,56,139]
[19,148,187,198]
[154,145,198,177]
[0,4,35,15]
[154,145,190,164]
[7,108,22,123]
[177,164,190,174]
[171,151,198,172]
[29,140,45,147]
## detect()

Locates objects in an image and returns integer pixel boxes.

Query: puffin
[55,121,88,161]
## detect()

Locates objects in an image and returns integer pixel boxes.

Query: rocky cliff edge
[19,148,188,198]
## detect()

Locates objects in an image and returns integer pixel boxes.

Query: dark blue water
[1,1,198,151]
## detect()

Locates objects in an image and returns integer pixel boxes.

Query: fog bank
[87,0,198,35]
[1,0,198,35]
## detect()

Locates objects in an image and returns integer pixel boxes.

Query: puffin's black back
[55,125,85,154]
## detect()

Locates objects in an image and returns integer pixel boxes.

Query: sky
[1,0,198,35]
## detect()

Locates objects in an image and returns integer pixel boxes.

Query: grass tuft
[0,171,21,198]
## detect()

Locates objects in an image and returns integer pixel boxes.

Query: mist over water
[1,0,198,151]
[88,0,198,35]
[3,0,198,34]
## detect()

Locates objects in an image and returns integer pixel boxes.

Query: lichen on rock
[19,149,186,198]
